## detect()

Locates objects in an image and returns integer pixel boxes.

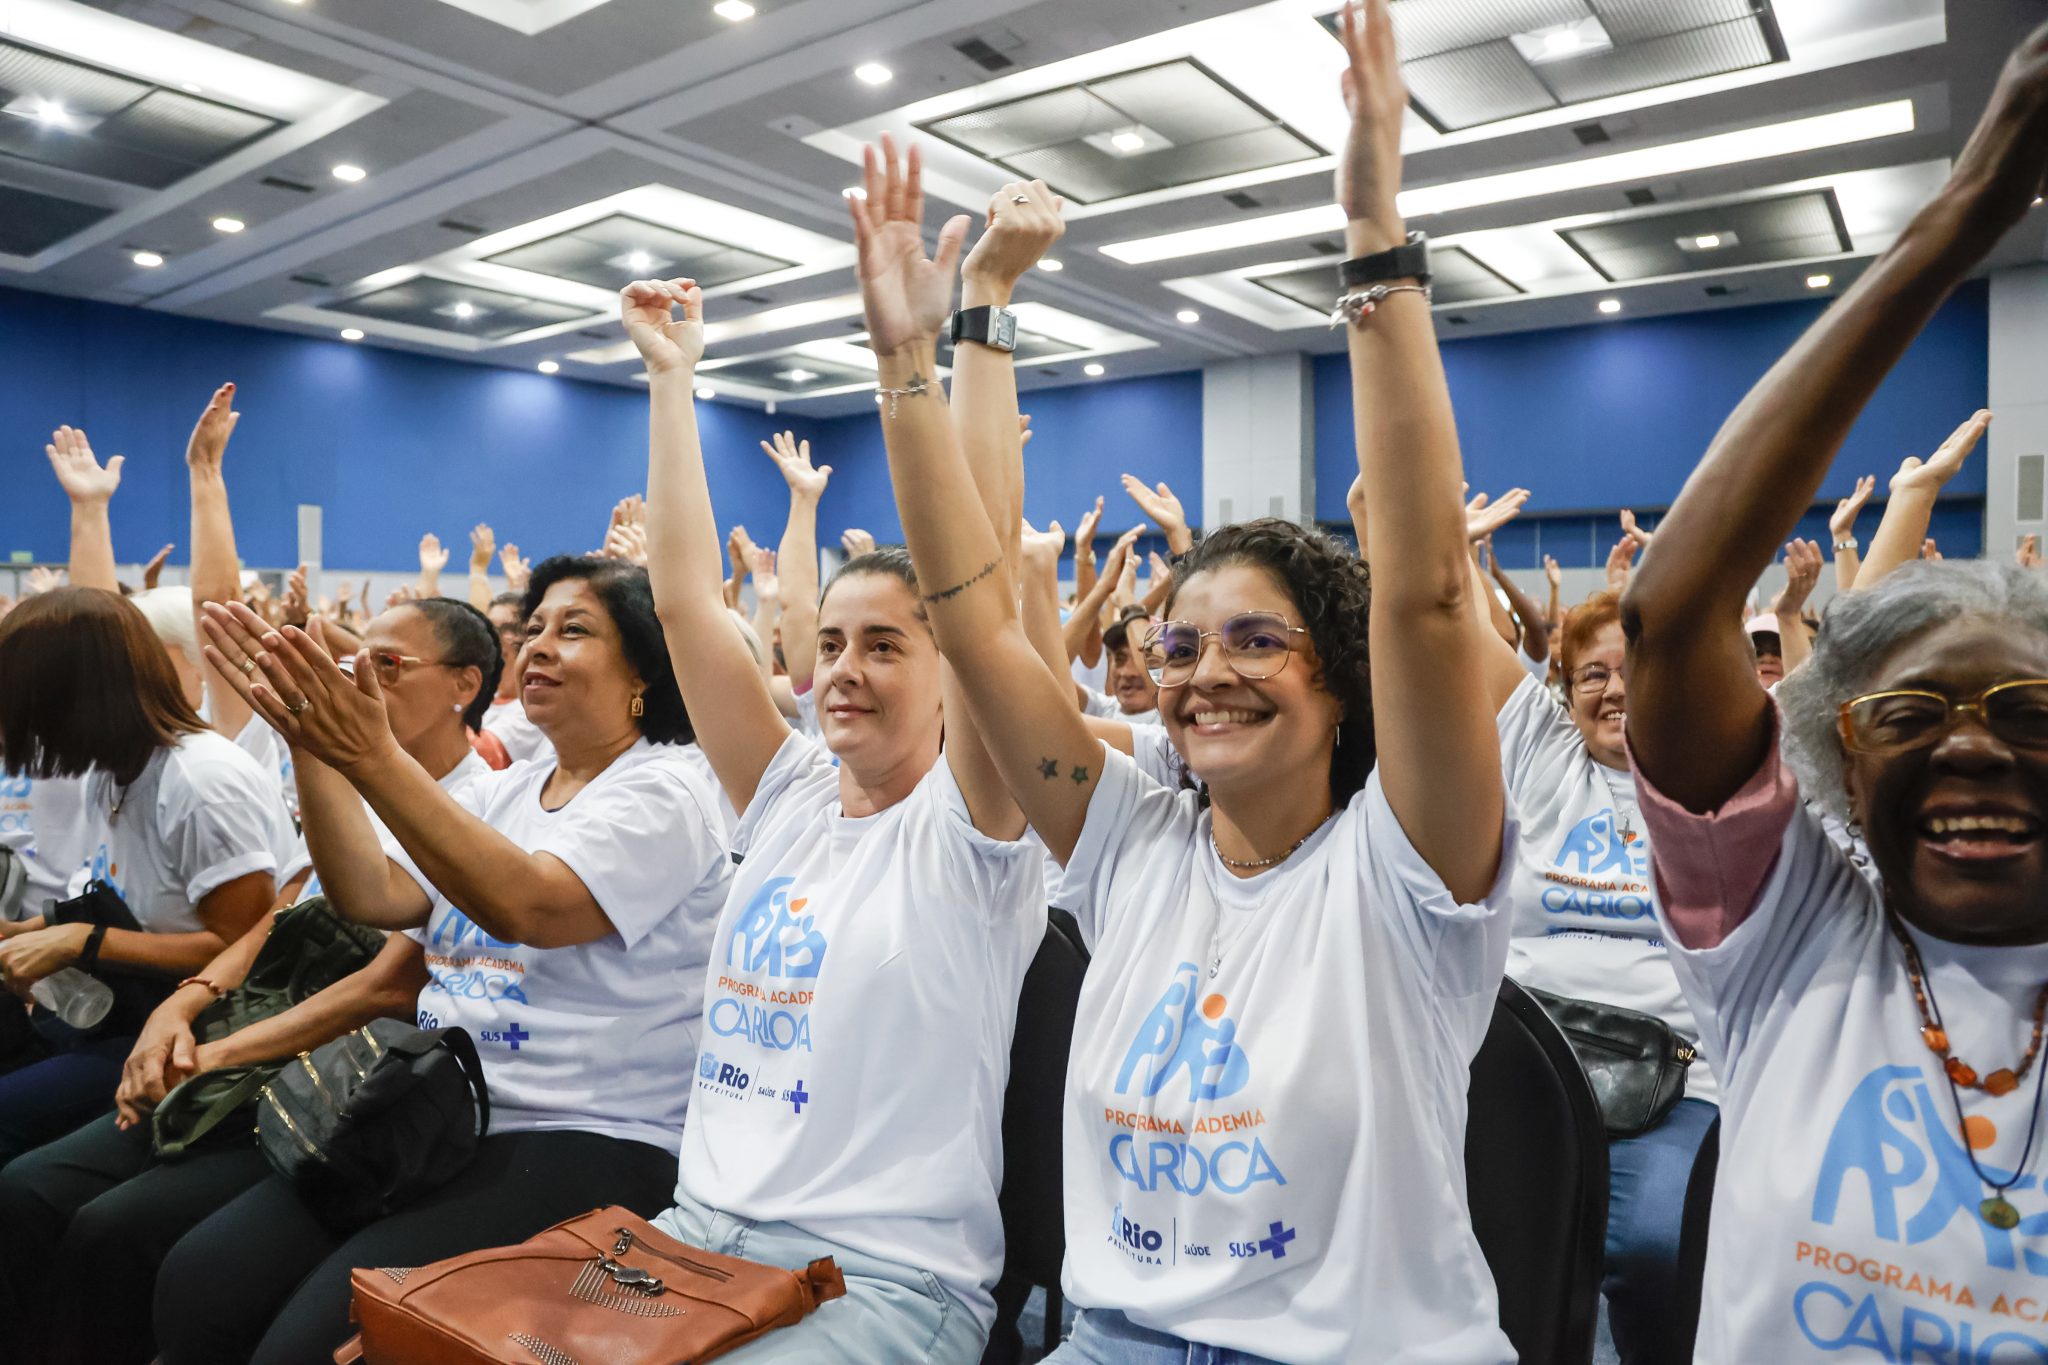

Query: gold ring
[239,658,256,675]
[287,698,310,716]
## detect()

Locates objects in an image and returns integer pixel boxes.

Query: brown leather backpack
[333,1205,846,1364]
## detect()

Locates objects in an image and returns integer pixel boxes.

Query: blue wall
[0,284,827,569]
[1312,282,1990,565]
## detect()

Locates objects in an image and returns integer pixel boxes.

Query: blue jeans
[1603,1096,1717,1364]
[654,1187,986,1365]
[1045,1308,1289,1364]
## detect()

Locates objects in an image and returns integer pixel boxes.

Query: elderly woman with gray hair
[1619,18,2048,1362]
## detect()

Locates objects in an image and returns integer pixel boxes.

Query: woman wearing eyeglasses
[141,553,733,1365]
[0,595,502,1365]
[871,4,1515,1359]
[1622,18,2048,1362]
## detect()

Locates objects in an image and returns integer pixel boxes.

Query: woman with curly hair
[864,2,1515,1359]
[1621,16,2048,1361]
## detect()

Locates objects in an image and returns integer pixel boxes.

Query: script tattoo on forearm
[922,557,1001,604]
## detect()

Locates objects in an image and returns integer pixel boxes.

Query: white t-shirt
[1518,646,1552,682]
[1,771,89,913]
[1655,790,2048,1364]
[792,688,823,741]
[1072,648,1108,696]
[674,733,1044,1331]
[283,749,491,898]
[1055,743,1518,1365]
[393,740,731,1150]
[230,714,298,820]
[76,731,295,932]
[483,697,556,766]
[1496,674,1717,1103]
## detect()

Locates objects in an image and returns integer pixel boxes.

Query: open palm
[1893,410,1991,494]
[46,426,123,504]
[760,431,831,499]
[849,136,968,355]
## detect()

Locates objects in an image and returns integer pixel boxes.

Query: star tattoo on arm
[1070,765,1089,785]
[1038,758,1060,780]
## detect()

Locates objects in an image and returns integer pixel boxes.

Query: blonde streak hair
[127,586,201,666]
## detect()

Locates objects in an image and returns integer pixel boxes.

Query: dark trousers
[0,1113,268,1365]
[155,1128,678,1365]
[0,1032,133,1169]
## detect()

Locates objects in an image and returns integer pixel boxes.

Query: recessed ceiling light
[1597,298,1622,315]
[1511,17,1614,65]
[1110,131,1146,154]
[1175,308,1200,324]
[331,163,366,182]
[625,250,653,272]
[1037,257,1063,272]
[452,301,476,319]
[1084,362,1106,377]
[31,99,75,129]
[131,250,164,268]
[181,83,203,94]
[340,328,364,341]
[1101,100,1917,265]
[1806,274,1833,289]
[537,360,560,374]
[780,368,819,384]
[211,216,245,234]
[713,0,755,17]
[696,386,717,401]
[854,62,893,85]
[1694,234,1722,249]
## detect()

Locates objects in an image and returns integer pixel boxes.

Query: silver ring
[239,657,256,675]
[1010,194,1030,205]
[287,697,310,716]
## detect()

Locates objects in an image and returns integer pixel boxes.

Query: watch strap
[79,923,108,972]
[949,305,1017,353]
[1340,231,1431,289]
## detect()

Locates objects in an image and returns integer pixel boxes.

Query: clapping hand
[760,432,831,500]
[1830,475,1877,541]
[848,135,969,356]
[1618,508,1654,549]
[1605,537,1639,593]
[1121,475,1190,551]
[1466,488,1530,541]
[46,426,123,505]
[1772,539,1824,616]
[1073,497,1105,563]
[620,278,705,376]
[283,562,310,627]
[841,528,876,559]
[200,602,402,773]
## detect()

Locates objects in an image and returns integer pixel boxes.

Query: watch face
[994,312,1017,350]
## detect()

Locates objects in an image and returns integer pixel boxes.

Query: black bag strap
[436,1026,491,1139]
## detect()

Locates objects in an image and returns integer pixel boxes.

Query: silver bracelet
[874,374,934,419]
[1329,283,1433,328]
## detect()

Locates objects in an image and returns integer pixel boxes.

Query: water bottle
[30,968,114,1030]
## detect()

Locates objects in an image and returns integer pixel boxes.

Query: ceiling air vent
[438,219,487,235]
[1309,238,1344,255]
[1704,283,1749,298]
[261,175,315,193]
[1224,191,1261,210]
[1572,122,1611,146]
[1624,187,1658,207]
[1446,314,1471,325]
[289,273,331,287]
[953,36,1015,72]
[737,292,774,305]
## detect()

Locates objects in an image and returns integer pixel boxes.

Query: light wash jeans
[1046,1308,1290,1364]
[653,1187,987,1364]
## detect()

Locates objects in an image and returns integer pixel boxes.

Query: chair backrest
[996,912,1088,1291]
[1662,1112,1720,1362]
[1465,977,1610,1365]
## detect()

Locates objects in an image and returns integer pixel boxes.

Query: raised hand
[499,545,530,593]
[1772,539,1824,615]
[1923,538,1943,561]
[283,562,310,627]
[605,520,649,567]
[1618,507,1654,549]
[1946,18,2048,235]
[960,177,1065,302]
[840,528,876,559]
[1020,517,1066,572]
[200,603,402,773]
[470,523,495,571]
[185,383,239,471]
[1466,487,1529,541]
[1830,474,1877,540]
[759,431,831,500]
[1335,0,1409,249]
[1121,474,1191,551]
[620,278,705,377]
[1543,554,1562,588]
[750,549,781,606]
[45,426,123,504]
[847,135,970,355]
[1073,496,1105,560]
[1604,536,1639,593]
[1893,410,1992,495]
[727,525,756,576]
[142,543,175,590]
[1018,414,1034,449]
[418,533,448,578]
[25,566,61,596]
[2021,534,2044,570]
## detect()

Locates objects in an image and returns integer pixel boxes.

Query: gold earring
[629,694,645,718]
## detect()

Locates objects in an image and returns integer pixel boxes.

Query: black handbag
[1526,987,1696,1138]
[258,1018,491,1232]
[40,880,173,1040]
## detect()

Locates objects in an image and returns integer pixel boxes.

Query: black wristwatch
[949,305,1018,353]
[78,923,107,973]
[1339,231,1431,289]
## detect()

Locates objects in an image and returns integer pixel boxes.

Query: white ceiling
[2,0,2042,416]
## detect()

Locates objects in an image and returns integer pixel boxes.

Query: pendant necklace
[1887,913,2048,1229]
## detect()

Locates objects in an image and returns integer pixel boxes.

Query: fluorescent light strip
[1102,100,1917,264]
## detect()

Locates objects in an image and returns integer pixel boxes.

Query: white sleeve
[919,752,1043,921]
[1056,741,1199,951]
[1496,672,1584,799]
[531,758,729,949]
[1081,689,1121,719]
[1357,771,1519,1006]
[732,730,836,863]
[158,757,285,905]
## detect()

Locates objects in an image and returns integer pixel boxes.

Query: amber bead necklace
[1886,912,2048,1229]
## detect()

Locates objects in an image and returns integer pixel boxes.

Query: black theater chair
[1466,977,1610,1365]
[1659,1112,1720,1364]
[981,910,1088,1365]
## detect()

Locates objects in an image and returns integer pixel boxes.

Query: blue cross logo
[788,1079,809,1115]
[500,1023,529,1051]
[1258,1221,1295,1259]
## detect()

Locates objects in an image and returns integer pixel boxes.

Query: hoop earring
[629,694,645,718]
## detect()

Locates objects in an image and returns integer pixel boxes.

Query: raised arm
[417,534,448,599]
[1121,474,1195,556]
[1064,529,1137,662]
[1855,412,1992,589]
[1341,0,1502,901]
[760,431,829,690]
[1828,474,1875,592]
[186,383,254,740]
[626,280,791,812]
[1772,538,1823,676]
[46,427,121,592]
[1624,18,2047,812]
[467,524,495,610]
[1490,544,1550,665]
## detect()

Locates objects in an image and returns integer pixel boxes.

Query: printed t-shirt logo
[726,876,827,978]
[1117,961,1250,1101]
[1553,809,1647,880]
[1782,1062,2048,1358]
[422,906,528,1004]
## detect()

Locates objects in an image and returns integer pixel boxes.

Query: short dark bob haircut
[520,555,692,744]
[0,588,209,784]
[398,597,504,731]
[1163,519,1375,807]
